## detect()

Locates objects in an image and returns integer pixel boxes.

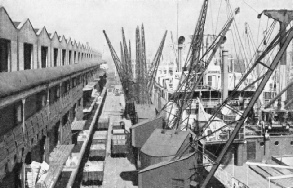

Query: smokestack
[178,36,185,72]
[178,47,182,72]
[221,50,228,101]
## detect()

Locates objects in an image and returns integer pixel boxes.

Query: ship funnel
[178,36,185,72]
[221,50,229,101]
[178,36,185,45]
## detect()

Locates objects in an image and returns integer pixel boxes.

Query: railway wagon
[97,116,109,130]
[92,130,107,144]
[111,129,128,156]
[82,161,104,186]
[89,143,106,161]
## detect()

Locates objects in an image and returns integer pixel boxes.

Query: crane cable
[226,1,252,79]
[199,27,284,138]
[199,30,283,138]
[164,19,276,132]
[162,8,238,129]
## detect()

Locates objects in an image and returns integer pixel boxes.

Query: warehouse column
[22,98,26,188]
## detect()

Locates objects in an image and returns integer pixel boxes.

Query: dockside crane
[200,23,293,188]
[122,28,133,82]
[135,25,168,104]
[104,25,167,106]
[120,41,125,75]
[170,0,209,129]
[121,28,135,101]
[146,31,168,102]
[135,26,143,103]
[103,30,134,102]
[141,24,147,104]
[103,30,125,89]
[161,4,239,130]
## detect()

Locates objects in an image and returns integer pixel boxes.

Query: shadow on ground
[120,170,138,186]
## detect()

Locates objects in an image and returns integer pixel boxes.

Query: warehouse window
[62,111,69,126]
[72,104,76,120]
[54,48,58,67]
[63,80,70,93]
[50,85,60,103]
[56,86,60,98]
[0,38,10,72]
[36,91,47,112]
[172,179,184,188]
[41,46,48,68]
[62,49,66,65]
[24,43,33,70]
[69,50,72,64]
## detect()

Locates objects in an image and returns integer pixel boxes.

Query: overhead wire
[226,2,252,76]
[209,0,215,35]
[161,3,239,129]
[178,15,273,136]
[160,0,275,132]
[247,24,258,52]
[242,0,258,14]
[215,0,223,34]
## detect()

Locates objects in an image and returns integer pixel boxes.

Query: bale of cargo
[92,131,108,144]
[82,161,104,185]
[97,116,109,130]
[89,143,106,161]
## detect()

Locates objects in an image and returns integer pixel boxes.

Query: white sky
[0,0,292,66]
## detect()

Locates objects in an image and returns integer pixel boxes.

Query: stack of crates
[89,131,107,161]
